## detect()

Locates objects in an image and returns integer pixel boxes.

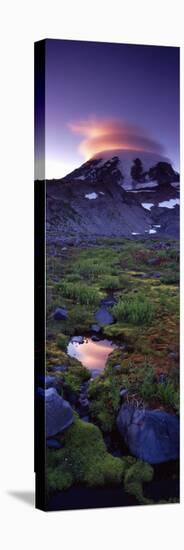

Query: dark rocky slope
[44,150,179,243]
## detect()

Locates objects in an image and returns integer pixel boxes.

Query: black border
[34,40,47,511]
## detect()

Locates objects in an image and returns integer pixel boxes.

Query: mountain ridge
[45,150,180,244]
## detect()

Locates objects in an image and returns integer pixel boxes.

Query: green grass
[111,293,155,325]
[57,280,102,305]
[160,273,179,285]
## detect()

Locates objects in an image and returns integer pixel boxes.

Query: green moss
[47,418,154,504]
[47,417,124,491]
[124,461,154,504]
[62,364,91,395]
[56,333,69,351]
[88,376,120,432]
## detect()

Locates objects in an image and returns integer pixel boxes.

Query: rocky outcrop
[38,387,74,437]
[53,307,68,320]
[117,405,179,464]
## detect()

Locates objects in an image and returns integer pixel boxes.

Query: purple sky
[41,40,179,178]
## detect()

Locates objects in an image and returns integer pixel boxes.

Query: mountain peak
[63,148,179,191]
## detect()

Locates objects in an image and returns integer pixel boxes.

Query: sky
[35,39,179,179]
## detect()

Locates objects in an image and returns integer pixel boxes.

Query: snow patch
[158,198,180,209]
[130,190,156,193]
[142,203,154,211]
[85,192,98,200]
[149,229,157,234]
[99,191,105,195]
[135,181,158,190]
[131,232,140,236]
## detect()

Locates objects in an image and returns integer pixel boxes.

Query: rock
[38,387,74,437]
[95,307,114,326]
[91,324,101,333]
[71,335,84,344]
[117,405,179,464]
[150,271,162,278]
[46,438,63,449]
[38,374,61,392]
[91,335,100,342]
[53,307,68,321]
[45,375,56,388]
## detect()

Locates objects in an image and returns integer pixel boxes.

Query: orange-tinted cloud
[68,118,164,159]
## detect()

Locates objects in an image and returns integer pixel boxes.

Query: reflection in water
[67,338,116,370]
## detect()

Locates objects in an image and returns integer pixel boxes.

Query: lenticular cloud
[68,118,164,159]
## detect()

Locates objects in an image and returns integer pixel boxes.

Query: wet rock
[91,335,100,342]
[95,307,114,326]
[71,336,84,344]
[38,387,74,437]
[117,405,179,464]
[53,307,68,321]
[91,324,101,333]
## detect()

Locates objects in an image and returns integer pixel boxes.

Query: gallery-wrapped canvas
[34,39,180,511]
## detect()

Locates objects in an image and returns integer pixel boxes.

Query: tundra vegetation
[46,237,179,504]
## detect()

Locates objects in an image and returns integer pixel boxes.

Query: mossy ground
[47,416,153,504]
[46,237,179,503]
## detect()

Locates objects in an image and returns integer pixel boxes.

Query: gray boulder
[95,307,114,326]
[117,405,179,464]
[53,307,68,320]
[39,387,74,437]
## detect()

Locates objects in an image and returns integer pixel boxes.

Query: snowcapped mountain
[46,150,180,244]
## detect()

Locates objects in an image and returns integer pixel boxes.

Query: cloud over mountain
[68,118,164,159]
